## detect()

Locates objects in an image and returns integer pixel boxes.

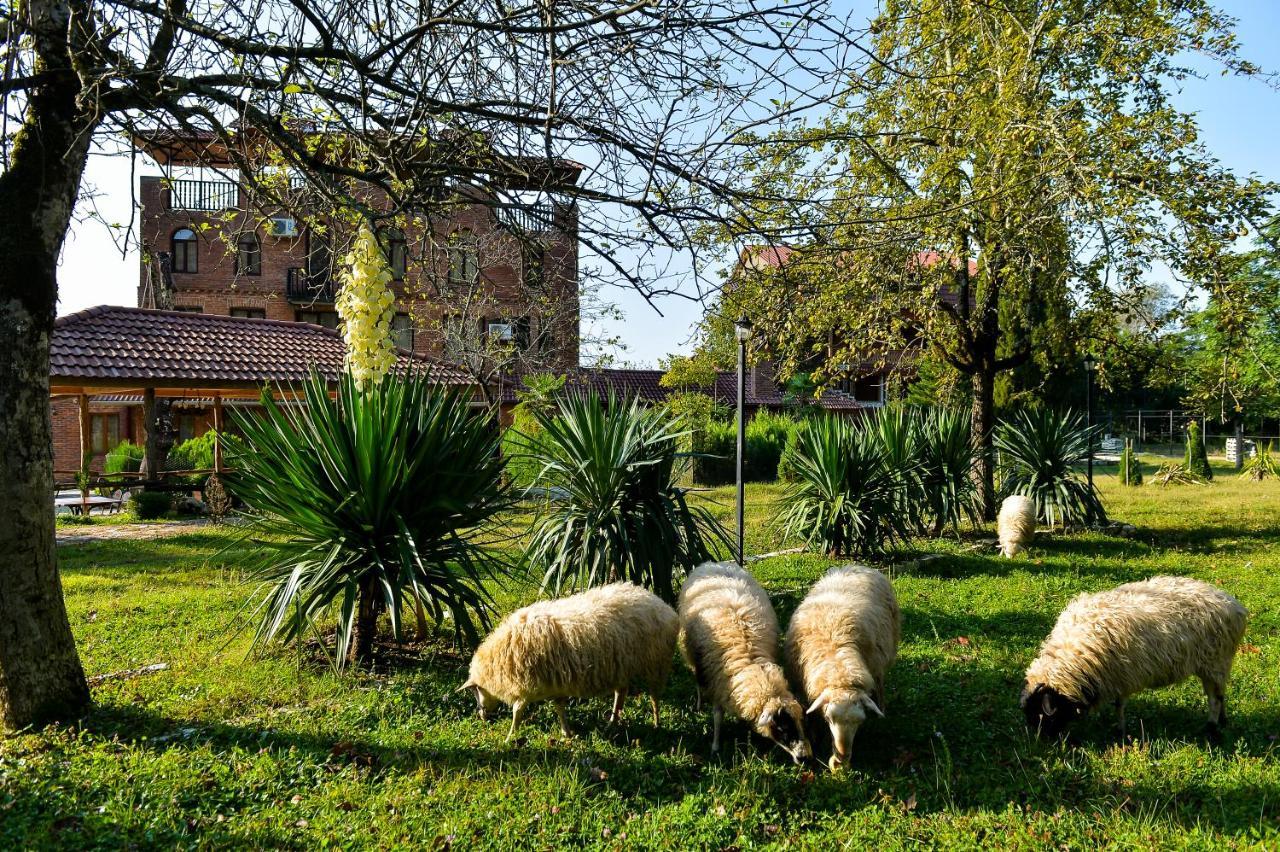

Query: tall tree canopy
[707,0,1274,515]
[0,0,844,728]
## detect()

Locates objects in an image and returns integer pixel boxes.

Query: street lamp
[734,315,754,567]
[1083,354,1097,492]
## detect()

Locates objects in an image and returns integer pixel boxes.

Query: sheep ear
[455,679,478,694]
[862,696,884,718]
[806,690,831,715]
[1041,691,1058,717]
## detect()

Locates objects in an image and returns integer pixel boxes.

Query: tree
[0,0,840,728]
[706,0,1274,517]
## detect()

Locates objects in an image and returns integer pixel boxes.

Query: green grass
[3,460,1279,848]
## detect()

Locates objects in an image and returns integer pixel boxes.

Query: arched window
[380,227,407,280]
[236,233,261,276]
[172,228,198,273]
[447,230,479,285]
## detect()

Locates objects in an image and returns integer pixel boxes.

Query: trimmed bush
[777,425,803,483]
[745,410,797,481]
[103,440,144,475]
[130,490,173,520]
[1185,420,1213,480]
[692,419,737,486]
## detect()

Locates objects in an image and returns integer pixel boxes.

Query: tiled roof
[51,305,469,388]
[502,368,869,412]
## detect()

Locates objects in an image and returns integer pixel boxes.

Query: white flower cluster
[336,223,398,387]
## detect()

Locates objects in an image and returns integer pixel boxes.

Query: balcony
[495,202,559,235]
[167,179,239,212]
[286,267,338,304]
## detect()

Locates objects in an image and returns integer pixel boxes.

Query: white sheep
[1022,575,1247,738]
[459,582,678,739]
[784,566,900,769]
[998,494,1037,558]
[677,561,812,763]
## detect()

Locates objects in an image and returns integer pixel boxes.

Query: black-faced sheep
[998,494,1036,558]
[784,566,900,769]
[677,561,812,763]
[460,582,678,739]
[1022,575,1247,739]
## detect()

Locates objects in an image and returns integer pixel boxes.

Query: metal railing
[167,179,239,212]
[286,267,338,303]
[495,202,558,234]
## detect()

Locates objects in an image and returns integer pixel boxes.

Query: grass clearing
[3,459,1279,848]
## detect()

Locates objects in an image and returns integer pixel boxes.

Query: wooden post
[212,394,223,474]
[78,394,91,511]
[142,388,156,479]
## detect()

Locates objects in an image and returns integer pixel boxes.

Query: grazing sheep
[998,495,1037,558]
[678,561,812,763]
[784,566,900,769]
[459,582,678,739]
[1022,575,1248,739]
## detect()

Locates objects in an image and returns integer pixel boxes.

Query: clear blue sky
[56,0,1280,367]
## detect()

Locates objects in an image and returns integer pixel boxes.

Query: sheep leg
[1201,676,1228,728]
[1114,699,1127,739]
[607,690,627,726]
[711,706,724,754]
[506,700,527,741]
[650,694,661,728]
[554,700,573,738]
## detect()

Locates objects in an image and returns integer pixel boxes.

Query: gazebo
[49,305,473,491]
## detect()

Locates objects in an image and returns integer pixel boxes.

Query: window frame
[230,307,266,320]
[447,230,479,286]
[235,233,262,276]
[89,412,121,455]
[171,228,198,273]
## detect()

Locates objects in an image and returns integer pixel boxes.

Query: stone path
[56,519,220,546]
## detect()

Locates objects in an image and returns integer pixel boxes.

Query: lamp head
[734,315,754,342]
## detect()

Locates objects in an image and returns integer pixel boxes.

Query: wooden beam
[212,394,223,474]
[78,394,91,509]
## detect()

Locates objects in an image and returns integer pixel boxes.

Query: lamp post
[1083,355,1096,491]
[734,315,754,567]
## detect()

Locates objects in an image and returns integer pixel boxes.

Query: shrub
[130,490,173,520]
[103,440,144,475]
[994,407,1106,529]
[913,406,979,535]
[502,373,566,489]
[1185,420,1213,480]
[692,419,737,486]
[1241,442,1279,482]
[867,405,923,530]
[523,392,729,603]
[774,416,910,558]
[745,410,797,481]
[1119,441,1143,486]
[777,425,803,483]
[230,370,510,667]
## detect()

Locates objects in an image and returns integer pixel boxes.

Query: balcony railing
[167,179,239,212]
[495,202,559,235]
[286,267,338,304]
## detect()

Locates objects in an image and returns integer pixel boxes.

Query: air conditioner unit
[487,322,514,343]
[268,217,299,238]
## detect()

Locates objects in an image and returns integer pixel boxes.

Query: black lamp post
[734,315,754,567]
[1084,354,1097,490]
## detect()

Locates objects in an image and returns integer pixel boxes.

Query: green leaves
[230,370,509,667]
[520,392,728,603]
[994,408,1106,529]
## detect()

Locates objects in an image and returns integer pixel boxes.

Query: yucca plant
[913,406,980,535]
[994,407,1106,529]
[867,405,923,530]
[523,392,729,603]
[1241,441,1279,481]
[231,370,510,668]
[1152,462,1206,486]
[775,416,911,558]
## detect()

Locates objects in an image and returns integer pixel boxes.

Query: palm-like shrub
[1241,442,1279,481]
[867,405,923,530]
[913,406,979,535]
[231,371,509,668]
[523,393,729,602]
[775,416,910,557]
[994,407,1106,529]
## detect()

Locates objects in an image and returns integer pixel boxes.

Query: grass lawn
[3,460,1279,848]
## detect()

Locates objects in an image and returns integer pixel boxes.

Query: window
[90,413,121,454]
[486,317,529,349]
[231,307,266,319]
[381,228,407,280]
[296,309,339,329]
[173,305,203,313]
[391,313,414,350]
[306,233,331,280]
[236,234,261,275]
[172,228,198,273]
[447,231,479,285]
[852,374,884,404]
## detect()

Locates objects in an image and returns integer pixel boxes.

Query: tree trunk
[348,575,382,667]
[0,45,98,727]
[971,368,997,521]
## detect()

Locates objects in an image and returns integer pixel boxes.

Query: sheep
[998,494,1037,558]
[1021,575,1248,739]
[784,566,900,769]
[677,561,812,763]
[459,582,679,739]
